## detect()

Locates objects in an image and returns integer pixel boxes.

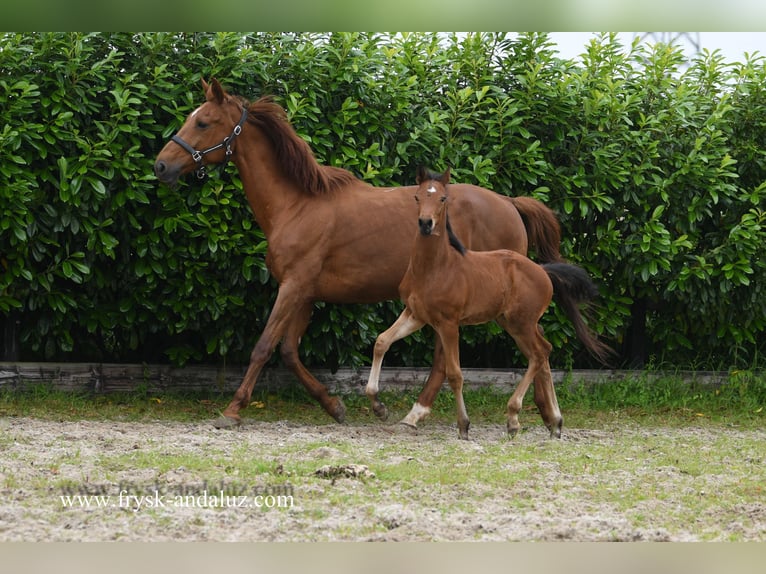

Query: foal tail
[508,196,563,264]
[542,262,614,366]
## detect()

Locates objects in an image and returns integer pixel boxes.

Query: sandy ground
[1,416,764,542]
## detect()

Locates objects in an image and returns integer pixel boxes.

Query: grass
[1,370,763,429]
[3,372,764,542]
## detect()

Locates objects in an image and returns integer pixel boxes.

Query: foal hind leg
[401,335,445,429]
[281,301,347,423]
[365,310,424,420]
[526,326,561,437]
[498,318,548,437]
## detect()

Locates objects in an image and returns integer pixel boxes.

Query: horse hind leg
[218,286,306,427]
[280,301,347,423]
[365,310,424,421]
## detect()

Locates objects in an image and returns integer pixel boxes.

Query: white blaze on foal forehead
[427,185,437,193]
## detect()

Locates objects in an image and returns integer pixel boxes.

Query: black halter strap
[171,105,248,179]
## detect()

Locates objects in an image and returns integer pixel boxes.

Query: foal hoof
[213,415,241,429]
[394,420,418,437]
[548,419,563,439]
[372,402,389,421]
[507,425,520,439]
[397,419,418,431]
[458,422,470,440]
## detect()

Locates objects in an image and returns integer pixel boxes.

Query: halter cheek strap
[171,105,248,179]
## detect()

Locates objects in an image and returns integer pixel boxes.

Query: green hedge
[1,32,765,370]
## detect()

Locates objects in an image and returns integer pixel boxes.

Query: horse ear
[415,165,428,184]
[201,78,209,92]
[205,78,226,104]
[441,167,451,185]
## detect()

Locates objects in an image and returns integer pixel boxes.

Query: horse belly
[315,244,411,304]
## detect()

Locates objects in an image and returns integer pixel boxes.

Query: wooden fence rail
[0,362,733,395]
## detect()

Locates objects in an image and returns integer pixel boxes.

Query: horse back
[446,184,528,255]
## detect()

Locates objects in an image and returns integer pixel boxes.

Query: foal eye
[440,196,447,203]
[414,195,419,203]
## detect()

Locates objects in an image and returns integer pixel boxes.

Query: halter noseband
[171,105,249,179]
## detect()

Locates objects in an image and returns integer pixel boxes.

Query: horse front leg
[365,309,424,421]
[216,284,306,428]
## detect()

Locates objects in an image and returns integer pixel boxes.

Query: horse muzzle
[153,159,181,186]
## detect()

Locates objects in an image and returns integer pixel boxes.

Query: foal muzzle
[418,217,435,236]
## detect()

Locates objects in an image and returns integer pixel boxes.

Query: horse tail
[542,262,615,366]
[508,196,563,264]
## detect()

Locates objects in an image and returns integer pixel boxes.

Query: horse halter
[171,105,248,179]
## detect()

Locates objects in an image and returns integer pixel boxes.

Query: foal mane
[445,216,467,256]
[245,96,359,195]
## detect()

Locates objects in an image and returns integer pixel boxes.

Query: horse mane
[245,95,359,195]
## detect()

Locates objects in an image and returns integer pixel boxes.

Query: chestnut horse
[154,79,564,427]
[365,167,612,439]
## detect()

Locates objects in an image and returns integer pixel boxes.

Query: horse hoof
[213,415,241,429]
[507,426,520,439]
[397,419,418,430]
[330,397,346,424]
[372,403,389,421]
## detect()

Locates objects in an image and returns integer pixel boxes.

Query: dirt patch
[1,416,763,541]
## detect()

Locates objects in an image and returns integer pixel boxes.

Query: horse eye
[414,195,419,202]
[440,196,447,203]
[196,120,209,129]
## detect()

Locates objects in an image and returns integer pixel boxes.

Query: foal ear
[440,167,451,186]
[415,165,429,185]
[205,78,226,104]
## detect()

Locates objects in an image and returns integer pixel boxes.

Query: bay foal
[365,167,611,439]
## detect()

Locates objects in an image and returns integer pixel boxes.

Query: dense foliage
[1,32,765,370]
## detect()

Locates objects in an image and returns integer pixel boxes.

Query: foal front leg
[437,324,470,440]
[400,336,445,429]
[365,309,424,420]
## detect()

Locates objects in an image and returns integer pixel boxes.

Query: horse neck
[231,127,303,238]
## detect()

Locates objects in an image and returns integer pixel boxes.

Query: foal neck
[411,210,465,279]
